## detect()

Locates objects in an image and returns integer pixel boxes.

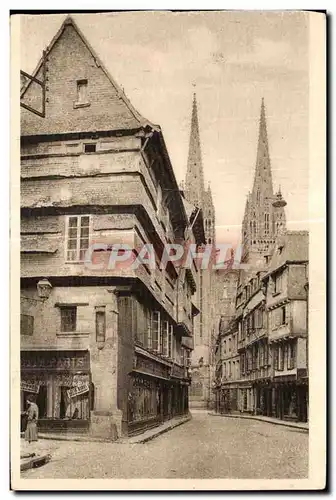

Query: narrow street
[21,412,308,479]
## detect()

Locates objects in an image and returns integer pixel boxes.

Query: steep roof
[21,16,157,137]
[266,230,309,276]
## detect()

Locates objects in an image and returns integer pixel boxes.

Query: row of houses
[212,99,309,423]
[214,231,309,422]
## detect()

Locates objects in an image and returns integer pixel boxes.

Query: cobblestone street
[21,412,308,479]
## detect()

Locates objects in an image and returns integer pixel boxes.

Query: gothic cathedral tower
[185,93,216,245]
[184,93,215,409]
[241,98,286,266]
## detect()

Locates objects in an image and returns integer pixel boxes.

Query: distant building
[183,94,215,409]
[20,16,200,438]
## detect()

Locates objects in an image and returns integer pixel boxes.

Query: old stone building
[214,99,309,422]
[183,94,215,409]
[262,230,309,421]
[20,16,201,438]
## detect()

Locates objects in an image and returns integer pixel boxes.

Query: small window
[60,307,77,332]
[84,143,96,153]
[281,306,286,325]
[96,308,106,343]
[76,79,88,104]
[21,314,34,336]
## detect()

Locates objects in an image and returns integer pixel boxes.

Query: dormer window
[77,79,88,102]
[74,79,90,108]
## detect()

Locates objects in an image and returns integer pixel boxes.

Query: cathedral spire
[252,98,274,201]
[241,99,286,265]
[184,93,205,208]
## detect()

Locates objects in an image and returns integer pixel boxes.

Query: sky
[20,11,309,246]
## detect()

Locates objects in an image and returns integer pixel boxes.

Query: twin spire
[252,97,274,200]
[184,93,206,209]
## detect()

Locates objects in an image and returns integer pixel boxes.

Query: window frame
[65,214,91,263]
[84,143,96,153]
[60,306,77,333]
[151,311,161,353]
[75,79,89,106]
[95,307,106,343]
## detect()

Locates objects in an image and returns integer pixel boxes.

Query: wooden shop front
[20,350,92,432]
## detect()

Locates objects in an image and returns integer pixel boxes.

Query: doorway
[36,386,48,418]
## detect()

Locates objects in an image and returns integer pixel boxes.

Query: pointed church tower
[184,93,215,243]
[184,92,216,410]
[185,93,206,209]
[204,182,216,246]
[241,99,286,265]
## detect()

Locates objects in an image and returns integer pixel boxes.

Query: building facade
[20,16,200,438]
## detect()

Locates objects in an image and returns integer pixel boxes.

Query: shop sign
[67,383,90,399]
[21,351,90,371]
[135,355,170,379]
[21,381,40,394]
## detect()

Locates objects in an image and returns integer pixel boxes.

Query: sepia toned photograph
[11,9,326,490]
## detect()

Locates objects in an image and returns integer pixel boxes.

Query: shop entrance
[36,385,48,418]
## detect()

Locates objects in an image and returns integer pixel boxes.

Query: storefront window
[128,375,160,422]
[21,351,91,421]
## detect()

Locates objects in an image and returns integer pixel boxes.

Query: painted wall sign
[21,351,90,371]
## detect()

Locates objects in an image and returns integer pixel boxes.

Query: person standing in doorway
[24,396,39,444]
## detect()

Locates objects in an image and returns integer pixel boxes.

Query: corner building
[20,17,200,438]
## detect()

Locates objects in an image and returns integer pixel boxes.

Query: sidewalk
[208,412,309,432]
[120,414,191,444]
[21,414,191,445]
